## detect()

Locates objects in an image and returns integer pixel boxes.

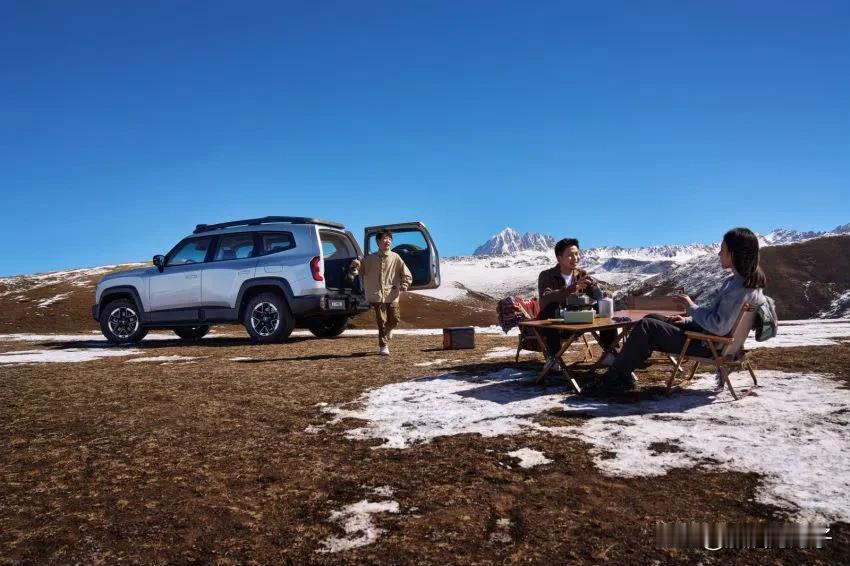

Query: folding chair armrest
[684,331,733,344]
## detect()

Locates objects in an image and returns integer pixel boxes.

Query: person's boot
[585,368,634,395]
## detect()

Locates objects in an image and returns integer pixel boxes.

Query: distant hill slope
[623,235,850,320]
[0,264,496,334]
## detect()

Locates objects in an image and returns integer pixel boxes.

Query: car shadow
[45,336,312,350]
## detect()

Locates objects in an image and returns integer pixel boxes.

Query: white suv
[92,216,440,344]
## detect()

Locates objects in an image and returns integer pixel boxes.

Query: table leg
[530,327,550,358]
[536,333,578,385]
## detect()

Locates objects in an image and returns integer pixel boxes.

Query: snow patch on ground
[127,355,201,364]
[323,368,850,522]
[483,346,520,359]
[489,518,513,543]
[318,497,400,553]
[36,293,70,308]
[506,448,552,469]
[414,359,448,367]
[0,348,141,364]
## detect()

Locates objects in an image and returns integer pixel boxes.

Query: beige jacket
[362,250,413,305]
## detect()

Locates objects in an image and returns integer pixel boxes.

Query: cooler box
[443,327,475,349]
[561,310,595,323]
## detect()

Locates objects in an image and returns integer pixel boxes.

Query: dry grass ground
[1,331,848,564]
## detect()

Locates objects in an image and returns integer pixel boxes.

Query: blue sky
[1,1,848,275]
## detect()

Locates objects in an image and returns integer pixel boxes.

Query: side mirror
[153,255,165,272]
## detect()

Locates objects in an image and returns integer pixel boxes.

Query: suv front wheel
[100,299,149,344]
[243,292,294,344]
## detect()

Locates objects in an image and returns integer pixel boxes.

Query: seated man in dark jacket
[537,238,617,372]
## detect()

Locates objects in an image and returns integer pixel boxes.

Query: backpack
[754,295,778,342]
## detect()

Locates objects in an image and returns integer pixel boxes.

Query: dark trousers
[611,314,711,375]
[537,303,617,357]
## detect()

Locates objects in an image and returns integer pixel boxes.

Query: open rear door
[363,222,441,290]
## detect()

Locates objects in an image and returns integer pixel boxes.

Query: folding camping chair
[666,304,759,400]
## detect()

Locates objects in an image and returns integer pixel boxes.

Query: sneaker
[542,356,557,374]
[715,370,725,389]
[379,346,390,356]
[600,352,617,367]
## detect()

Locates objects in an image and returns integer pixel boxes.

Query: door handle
[186,274,199,279]
[238,270,250,276]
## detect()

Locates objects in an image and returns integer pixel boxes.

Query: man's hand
[666,314,687,325]
[671,293,696,310]
[575,273,589,293]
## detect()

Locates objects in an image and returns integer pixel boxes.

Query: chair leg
[718,364,739,400]
[745,358,758,386]
[687,361,700,382]
[666,339,691,392]
[515,337,523,363]
[705,342,739,400]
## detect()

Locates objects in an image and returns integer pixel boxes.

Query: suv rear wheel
[243,292,294,343]
[100,299,149,344]
[173,326,210,341]
[308,316,349,338]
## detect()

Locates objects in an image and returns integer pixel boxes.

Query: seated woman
[596,227,766,392]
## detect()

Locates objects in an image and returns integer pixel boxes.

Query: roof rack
[193,216,345,234]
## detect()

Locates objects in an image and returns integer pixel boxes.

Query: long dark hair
[723,227,767,289]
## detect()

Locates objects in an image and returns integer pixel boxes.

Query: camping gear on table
[565,293,595,312]
[559,309,595,323]
[443,327,475,349]
[598,297,615,318]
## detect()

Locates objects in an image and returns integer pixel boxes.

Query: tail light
[310,256,324,281]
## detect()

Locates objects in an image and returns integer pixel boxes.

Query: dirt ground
[1,332,849,565]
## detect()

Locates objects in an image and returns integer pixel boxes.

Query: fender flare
[235,278,295,318]
[98,286,146,321]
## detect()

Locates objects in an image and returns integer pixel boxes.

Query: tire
[242,292,294,344]
[100,298,148,345]
[173,326,210,341]
[308,316,349,338]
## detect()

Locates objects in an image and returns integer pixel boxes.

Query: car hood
[99,266,155,282]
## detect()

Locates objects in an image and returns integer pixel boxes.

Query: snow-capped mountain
[759,223,850,246]
[473,228,555,256]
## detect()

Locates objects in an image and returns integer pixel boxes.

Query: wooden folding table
[519,310,682,392]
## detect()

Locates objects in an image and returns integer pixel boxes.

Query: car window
[214,233,255,261]
[366,230,429,254]
[258,232,295,256]
[167,237,212,266]
[320,231,355,260]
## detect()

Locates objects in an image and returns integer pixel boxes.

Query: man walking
[362,229,413,356]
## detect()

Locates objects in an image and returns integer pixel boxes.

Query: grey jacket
[686,274,764,336]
